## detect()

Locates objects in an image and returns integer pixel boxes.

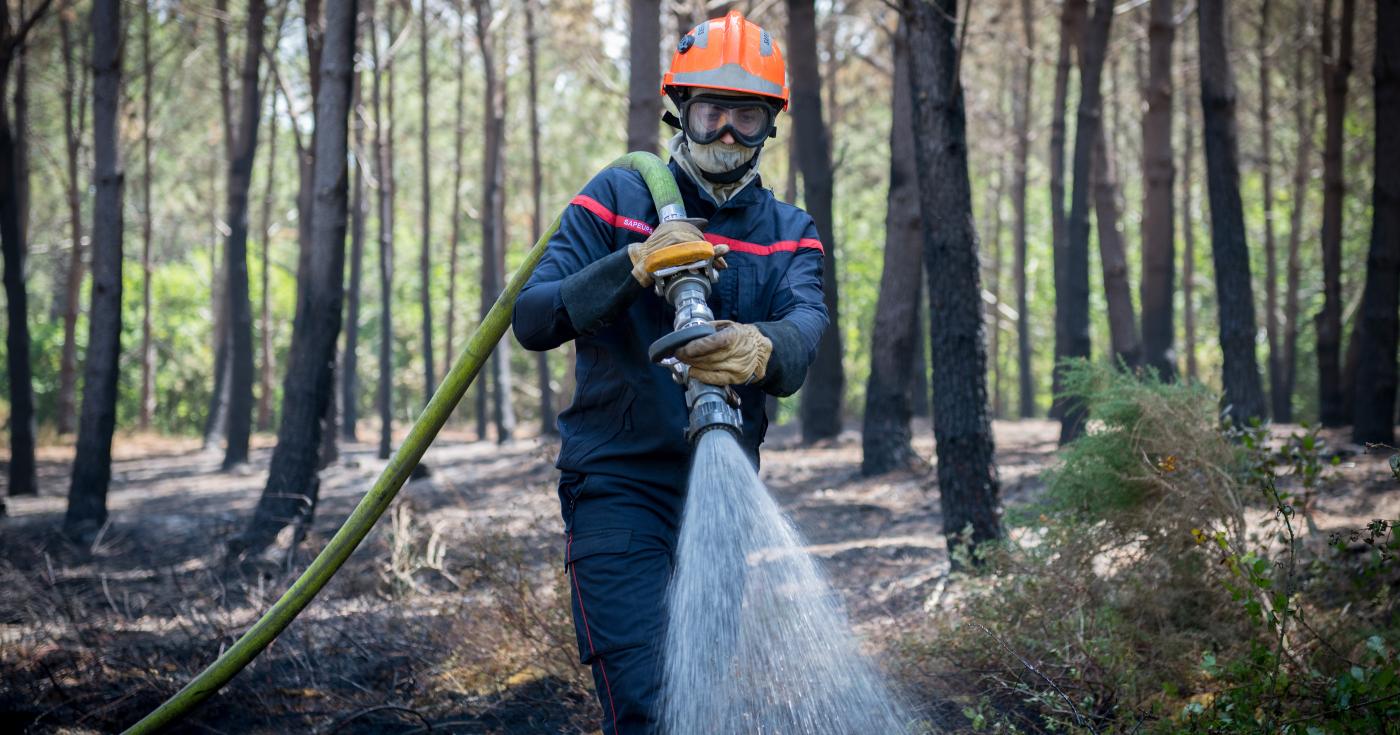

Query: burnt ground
[0,419,1395,734]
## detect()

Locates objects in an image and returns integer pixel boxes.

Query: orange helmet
[662,11,789,111]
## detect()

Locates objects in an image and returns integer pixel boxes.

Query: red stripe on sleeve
[568,195,824,256]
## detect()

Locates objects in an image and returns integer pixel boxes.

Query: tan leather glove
[675,320,772,386]
[627,219,729,286]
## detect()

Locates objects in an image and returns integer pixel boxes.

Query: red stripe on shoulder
[570,194,655,236]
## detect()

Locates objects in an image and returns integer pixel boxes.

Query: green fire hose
[122,152,683,734]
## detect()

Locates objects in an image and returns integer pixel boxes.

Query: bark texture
[1060,0,1113,443]
[1049,0,1086,420]
[526,0,556,435]
[221,0,270,469]
[343,64,366,443]
[1140,0,1176,381]
[1092,127,1141,368]
[904,0,1001,555]
[627,0,661,154]
[57,15,86,437]
[862,23,921,476]
[1197,0,1266,423]
[475,0,515,443]
[788,0,844,443]
[419,0,435,400]
[65,0,123,538]
[140,1,156,429]
[238,0,358,557]
[1260,0,1282,418]
[1282,26,1319,423]
[1317,0,1355,426]
[374,0,396,459]
[1013,0,1035,417]
[1352,0,1400,445]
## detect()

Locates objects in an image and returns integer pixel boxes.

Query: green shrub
[902,361,1400,734]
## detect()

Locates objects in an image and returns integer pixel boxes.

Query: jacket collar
[668,158,766,220]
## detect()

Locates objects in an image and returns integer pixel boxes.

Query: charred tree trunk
[1059,0,1113,443]
[205,0,236,449]
[140,0,156,430]
[1259,0,1282,418]
[222,0,270,470]
[343,64,366,443]
[1181,66,1199,382]
[238,0,358,557]
[862,23,921,476]
[1317,0,1355,426]
[627,0,660,154]
[1197,0,1266,423]
[1013,0,1035,418]
[418,0,435,400]
[1282,26,1319,423]
[526,0,556,435]
[474,0,514,443]
[1352,0,1399,446]
[1140,0,1176,381]
[57,15,86,438]
[445,0,465,386]
[375,0,397,460]
[0,0,48,498]
[788,0,844,443]
[1092,126,1142,368]
[257,91,279,432]
[904,0,1001,556]
[65,0,123,539]
[1049,0,1086,420]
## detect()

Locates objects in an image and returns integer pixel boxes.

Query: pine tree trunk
[375,0,396,460]
[1282,26,1319,424]
[239,0,358,557]
[1181,69,1199,382]
[1257,0,1282,419]
[418,0,435,401]
[1060,0,1114,443]
[904,0,1001,557]
[526,0,556,436]
[445,0,465,386]
[343,64,365,443]
[1351,0,1399,446]
[140,0,157,430]
[205,0,236,450]
[57,16,86,438]
[1140,0,1176,381]
[0,0,44,498]
[1197,0,1266,423]
[910,283,929,418]
[1092,127,1142,367]
[475,0,514,443]
[1049,0,1086,421]
[627,0,660,154]
[257,90,278,432]
[862,22,921,476]
[1013,0,1035,418]
[222,0,270,470]
[65,0,124,539]
[1317,0,1355,426]
[788,0,844,443]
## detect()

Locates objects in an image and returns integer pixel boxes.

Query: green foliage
[903,361,1400,733]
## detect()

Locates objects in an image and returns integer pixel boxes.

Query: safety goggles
[680,95,778,147]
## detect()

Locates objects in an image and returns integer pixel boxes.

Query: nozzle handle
[648,322,716,363]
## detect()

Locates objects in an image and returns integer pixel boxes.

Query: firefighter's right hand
[629,218,707,287]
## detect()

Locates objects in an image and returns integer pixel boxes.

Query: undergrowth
[903,361,1400,734]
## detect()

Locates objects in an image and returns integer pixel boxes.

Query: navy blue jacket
[512,158,828,490]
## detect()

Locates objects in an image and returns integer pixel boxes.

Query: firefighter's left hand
[675,320,772,386]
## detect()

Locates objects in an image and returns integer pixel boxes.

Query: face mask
[687,138,759,175]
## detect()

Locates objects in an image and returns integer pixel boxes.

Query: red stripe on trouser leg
[569,533,622,735]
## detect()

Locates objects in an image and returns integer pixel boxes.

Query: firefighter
[512,11,828,733]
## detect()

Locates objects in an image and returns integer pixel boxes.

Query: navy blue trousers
[560,470,684,735]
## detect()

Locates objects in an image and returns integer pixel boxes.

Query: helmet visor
[682,97,775,147]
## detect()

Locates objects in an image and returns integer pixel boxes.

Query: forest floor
[0,419,1395,734]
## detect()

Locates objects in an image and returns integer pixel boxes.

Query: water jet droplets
[663,430,913,734]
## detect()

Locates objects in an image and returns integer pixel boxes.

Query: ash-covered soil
[0,419,1392,733]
